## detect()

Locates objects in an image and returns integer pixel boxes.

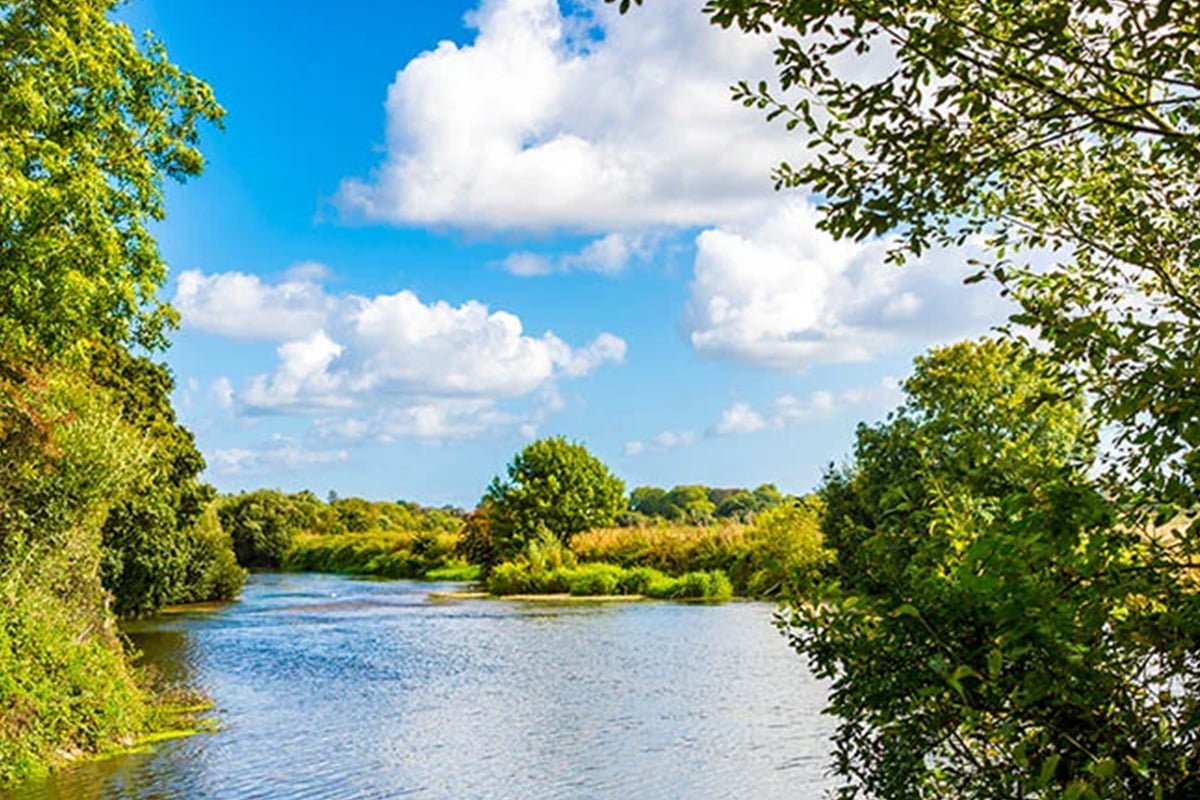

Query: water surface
[5,573,833,799]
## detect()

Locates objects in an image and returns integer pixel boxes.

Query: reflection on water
[3,573,833,799]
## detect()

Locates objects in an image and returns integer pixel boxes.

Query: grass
[569,522,750,575]
[486,560,733,601]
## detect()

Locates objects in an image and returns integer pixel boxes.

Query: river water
[4,573,833,799]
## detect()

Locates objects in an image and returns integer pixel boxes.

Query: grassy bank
[487,561,733,600]
[281,531,479,581]
[568,502,827,597]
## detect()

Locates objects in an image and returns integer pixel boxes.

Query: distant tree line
[626,483,785,525]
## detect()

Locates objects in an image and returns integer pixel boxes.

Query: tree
[217,490,310,569]
[790,339,1197,799]
[90,344,243,616]
[630,485,672,518]
[0,0,223,358]
[485,437,626,558]
[665,484,716,524]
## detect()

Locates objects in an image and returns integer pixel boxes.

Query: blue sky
[128,0,1010,507]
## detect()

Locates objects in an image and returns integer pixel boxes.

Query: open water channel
[4,573,833,799]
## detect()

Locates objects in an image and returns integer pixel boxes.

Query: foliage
[485,437,626,558]
[739,498,829,597]
[169,504,246,605]
[281,531,468,580]
[454,501,496,572]
[217,490,312,569]
[0,365,153,782]
[486,555,733,601]
[0,0,223,358]
[90,344,242,616]
[571,521,749,576]
[629,482,785,523]
[783,339,1200,798]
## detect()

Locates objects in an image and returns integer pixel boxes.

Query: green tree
[89,344,243,616]
[740,496,828,597]
[485,437,626,558]
[665,484,716,524]
[630,485,672,518]
[789,339,1196,798]
[0,0,223,358]
[218,490,310,569]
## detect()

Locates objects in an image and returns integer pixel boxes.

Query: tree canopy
[793,339,1199,798]
[485,437,626,557]
[0,0,223,357]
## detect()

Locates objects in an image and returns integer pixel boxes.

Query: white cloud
[175,268,332,341]
[337,0,789,231]
[713,402,767,435]
[209,442,350,476]
[210,377,235,410]
[623,428,695,456]
[622,440,645,457]
[175,270,625,439]
[655,430,696,448]
[316,398,516,443]
[243,330,349,411]
[501,232,652,277]
[500,252,555,277]
[333,0,1004,377]
[711,378,905,439]
[686,199,1011,371]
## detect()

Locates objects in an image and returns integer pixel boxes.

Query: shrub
[565,563,624,596]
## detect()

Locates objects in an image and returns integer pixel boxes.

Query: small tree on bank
[485,437,626,560]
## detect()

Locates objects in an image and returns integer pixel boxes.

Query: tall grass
[570,522,749,575]
[568,501,828,597]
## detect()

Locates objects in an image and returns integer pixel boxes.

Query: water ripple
[3,573,834,800]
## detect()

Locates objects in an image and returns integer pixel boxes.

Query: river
[4,573,833,799]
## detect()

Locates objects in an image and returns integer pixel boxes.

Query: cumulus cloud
[623,428,695,457]
[209,441,350,476]
[337,0,789,231]
[175,269,625,439]
[175,268,332,341]
[334,0,1004,375]
[501,232,653,277]
[712,402,767,436]
[686,199,1011,371]
[710,378,904,440]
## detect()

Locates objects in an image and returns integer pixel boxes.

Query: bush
[0,367,153,782]
[565,563,624,596]
[169,505,246,604]
[736,499,830,597]
[484,556,734,602]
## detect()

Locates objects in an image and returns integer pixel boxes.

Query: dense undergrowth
[0,368,153,782]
